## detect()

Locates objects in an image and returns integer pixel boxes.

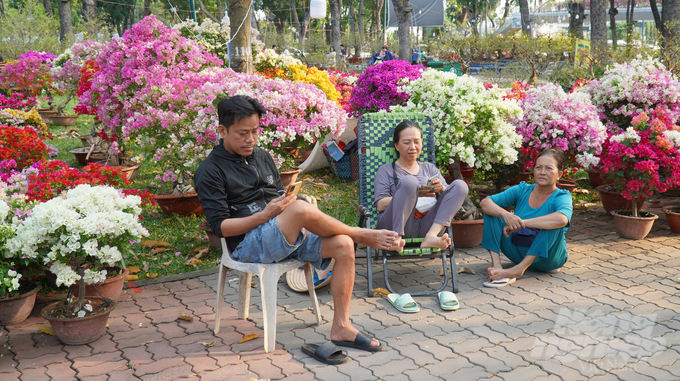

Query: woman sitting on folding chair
[374,121,469,249]
[479,148,572,288]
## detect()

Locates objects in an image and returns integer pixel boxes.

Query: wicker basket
[326,153,359,182]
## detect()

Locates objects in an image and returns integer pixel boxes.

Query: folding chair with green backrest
[357,112,459,296]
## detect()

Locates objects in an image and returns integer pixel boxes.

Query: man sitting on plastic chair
[194,95,405,352]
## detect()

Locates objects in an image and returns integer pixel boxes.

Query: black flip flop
[332,332,382,352]
[301,342,349,365]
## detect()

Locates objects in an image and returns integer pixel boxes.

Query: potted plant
[80,16,224,215]
[599,110,680,239]
[391,70,523,170]
[348,60,424,117]
[0,195,40,325]
[512,82,607,188]
[8,184,147,345]
[49,41,105,126]
[579,57,680,134]
[0,51,55,112]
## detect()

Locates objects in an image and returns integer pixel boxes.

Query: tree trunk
[58,0,74,44]
[591,0,608,60]
[568,1,585,39]
[197,0,219,22]
[42,0,53,16]
[650,0,663,36]
[229,0,252,73]
[356,0,364,57]
[609,0,618,49]
[299,12,310,51]
[329,0,342,65]
[82,0,97,22]
[625,0,636,49]
[662,0,680,40]
[500,0,511,25]
[518,0,531,36]
[393,0,411,60]
[143,0,151,17]
[375,0,384,42]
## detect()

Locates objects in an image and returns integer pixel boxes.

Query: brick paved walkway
[2,199,680,380]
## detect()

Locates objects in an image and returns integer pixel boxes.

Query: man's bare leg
[321,235,380,348]
[420,223,451,249]
[487,254,536,281]
[278,200,405,252]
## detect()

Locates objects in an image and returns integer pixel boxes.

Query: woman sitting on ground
[479,148,573,287]
[374,121,469,249]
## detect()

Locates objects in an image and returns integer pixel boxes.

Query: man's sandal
[332,332,383,352]
[301,342,349,364]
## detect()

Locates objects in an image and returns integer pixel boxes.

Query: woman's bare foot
[488,265,525,281]
[420,233,451,249]
[353,229,404,251]
[330,326,380,348]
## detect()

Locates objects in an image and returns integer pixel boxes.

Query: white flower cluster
[610,127,641,144]
[253,49,302,67]
[3,268,22,292]
[392,70,523,169]
[174,19,230,62]
[663,130,680,147]
[8,185,147,286]
[0,200,8,223]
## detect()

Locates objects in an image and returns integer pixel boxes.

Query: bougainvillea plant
[0,93,36,110]
[81,15,224,193]
[326,69,358,113]
[512,82,607,173]
[600,108,680,216]
[0,125,48,169]
[580,57,680,133]
[23,161,129,203]
[0,51,56,105]
[392,70,522,169]
[51,40,105,115]
[349,60,424,117]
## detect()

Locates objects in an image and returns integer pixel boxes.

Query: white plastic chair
[214,237,322,353]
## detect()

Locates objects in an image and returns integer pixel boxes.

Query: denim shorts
[232,216,331,270]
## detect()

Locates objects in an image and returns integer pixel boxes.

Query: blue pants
[480,214,567,272]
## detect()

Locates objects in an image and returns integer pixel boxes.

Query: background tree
[82,0,96,22]
[568,0,585,38]
[609,0,618,49]
[518,0,530,35]
[662,0,680,40]
[58,0,74,44]
[329,0,342,64]
[393,0,412,59]
[590,0,608,59]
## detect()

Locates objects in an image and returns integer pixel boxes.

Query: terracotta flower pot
[509,172,532,185]
[0,283,41,325]
[557,179,578,193]
[663,207,680,234]
[49,115,79,126]
[41,297,116,345]
[450,218,484,248]
[71,267,129,302]
[96,161,141,182]
[70,147,102,166]
[476,188,502,202]
[155,192,203,216]
[586,169,604,187]
[596,185,646,214]
[611,210,658,240]
[38,110,57,124]
[280,168,302,190]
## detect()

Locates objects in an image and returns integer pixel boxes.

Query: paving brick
[14,343,64,360]
[71,351,124,369]
[78,375,108,381]
[197,362,251,381]
[16,351,68,370]
[134,357,189,377]
[138,364,194,381]
[19,366,49,381]
[120,345,154,365]
[76,360,129,378]
[145,341,178,360]
[107,369,138,381]
[184,353,218,373]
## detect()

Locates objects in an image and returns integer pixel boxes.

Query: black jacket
[194,141,284,252]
